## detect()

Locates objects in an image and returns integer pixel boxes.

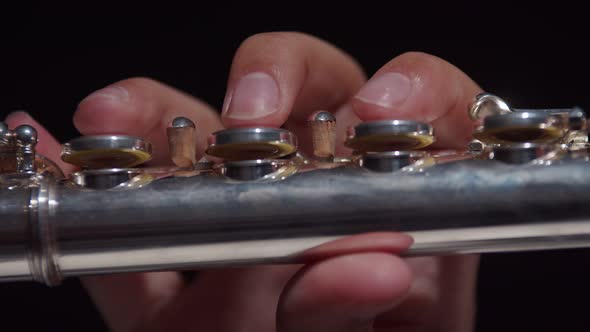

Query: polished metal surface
[0,124,63,176]
[1,156,590,285]
[514,107,587,130]
[0,122,11,146]
[469,92,512,120]
[216,159,293,181]
[62,135,152,152]
[171,116,196,128]
[344,120,435,151]
[208,127,296,146]
[483,112,566,131]
[0,183,31,282]
[71,168,144,189]
[473,111,568,144]
[60,135,153,169]
[469,93,586,133]
[567,108,587,130]
[468,139,485,153]
[206,127,298,160]
[14,125,37,174]
[2,93,590,287]
[489,143,557,164]
[28,175,60,285]
[348,120,433,138]
[310,110,336,122]
[359,151,426,172]
[563,130,589,150]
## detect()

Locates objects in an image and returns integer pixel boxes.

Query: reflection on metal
[206,127,297,160]
[345,120,435,152]
[358,151,428,172]
[1,94,590,286]
[61,135,153,169]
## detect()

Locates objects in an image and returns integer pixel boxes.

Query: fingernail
[354,72,412,109]
[222,72,280,120]
[80,86,129,104]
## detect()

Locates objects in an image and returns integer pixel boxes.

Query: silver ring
[215,159,294,181]
[345,120,434,152]
[61,135,152,168]
[348,120,433,139]
[208,128,296,146]
[206,128,297,160]
[62,135,151,152]
[483,112,566,131]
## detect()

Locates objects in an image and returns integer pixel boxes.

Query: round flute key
[61,135,152,169]
[472,112,567,144]
[359,151,427,172]
[344,120,434,152]
[490,143,557,164]
[206,127,297,160]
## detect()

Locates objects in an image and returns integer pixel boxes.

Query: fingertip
[351,53,450,121]
[220,70,286,128]
[74,82,155,136]
[220,32,366,132]
[221,110,286,129]
[278,253,412,331]
[4,110,32,124]
[350,52,482,148]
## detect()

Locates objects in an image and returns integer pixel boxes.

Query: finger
[351,52,483,149]
[73,78,227,331]
[4,112,184,332]
[133,265,302,332]
[74,77,223,165]
[296,232,413,262]
[129,233,412,332]
[277,253,412,332]
[4,111,76,175]
[220,31,365,130]
[83,272,185,332]
[374,255,480,331]
[426,255,479,332]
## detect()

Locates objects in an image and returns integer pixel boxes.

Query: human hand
[6,32,481,332]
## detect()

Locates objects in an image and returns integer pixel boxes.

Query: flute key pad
[61,135,152,169]
[344,120,435,152]
[206,127,297,161]
[472,112,567,144]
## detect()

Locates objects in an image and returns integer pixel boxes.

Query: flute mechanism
[0,93,589,286]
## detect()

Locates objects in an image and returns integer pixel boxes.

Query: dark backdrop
[1,2,589,331]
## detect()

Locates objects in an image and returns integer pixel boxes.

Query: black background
[1,2,590,331]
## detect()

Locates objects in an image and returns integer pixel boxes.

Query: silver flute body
[2,156,590,286]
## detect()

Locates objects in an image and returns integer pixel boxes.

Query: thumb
[277,253,412,332]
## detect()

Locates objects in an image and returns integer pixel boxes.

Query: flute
[0,93,588,286]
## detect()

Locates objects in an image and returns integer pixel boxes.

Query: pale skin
[6,32,482,332]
